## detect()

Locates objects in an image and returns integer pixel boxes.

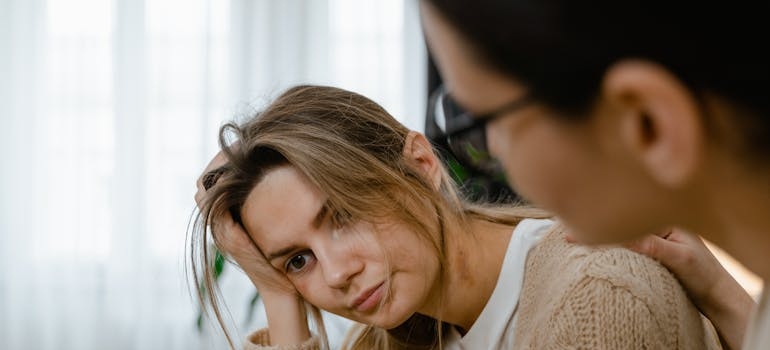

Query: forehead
[240,165,324,248]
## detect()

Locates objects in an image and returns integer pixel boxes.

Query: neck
[685,162,770,282]
[418,217,514,332]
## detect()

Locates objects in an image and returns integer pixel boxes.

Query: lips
[351,282,385,312]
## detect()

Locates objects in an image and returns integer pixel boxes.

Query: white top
[443,218,553,349]
[743,288,770,350]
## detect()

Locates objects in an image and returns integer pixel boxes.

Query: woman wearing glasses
[193,85,719,349]
[420,1,765,349]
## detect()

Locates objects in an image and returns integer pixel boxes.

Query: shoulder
[516,223,712,349]
[532,223,680,294]
[532,224,686,312]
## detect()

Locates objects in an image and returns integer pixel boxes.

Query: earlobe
[403,131,443,189]
[603,60,705,188]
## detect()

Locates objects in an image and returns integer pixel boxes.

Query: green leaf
[214,250,225,278]
[195,247,228,332]
[243,291,261,326]
[196,313,204,331]
[446,156,469,182]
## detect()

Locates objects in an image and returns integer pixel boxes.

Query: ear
[602,59,705,188]
[403,131,443,189]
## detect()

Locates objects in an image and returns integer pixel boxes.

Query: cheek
[291,270,342,307]
[378,224,439,271]
[389,242,439,275]
[487,119,576,200]
[377,225,441,295]
[489,117,609,221]
[386,234,442,302]
[490,120,652,243]
[292,277,319,303]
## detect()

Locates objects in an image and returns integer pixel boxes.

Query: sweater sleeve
[243,328,322,350]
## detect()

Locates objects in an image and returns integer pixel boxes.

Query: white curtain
[0,0,427,349]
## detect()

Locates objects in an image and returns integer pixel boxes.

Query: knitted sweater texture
[512,224,720,349]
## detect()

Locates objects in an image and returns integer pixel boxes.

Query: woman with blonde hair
[192,85,719,349]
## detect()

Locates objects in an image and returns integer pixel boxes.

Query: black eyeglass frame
[429,86,534,177]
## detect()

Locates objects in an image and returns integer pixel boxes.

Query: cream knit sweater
[512,224,720,349]
[243,224,721,350]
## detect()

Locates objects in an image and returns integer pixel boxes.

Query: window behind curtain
[0,0,426,348]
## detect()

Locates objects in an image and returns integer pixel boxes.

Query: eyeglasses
[428,86,533,178]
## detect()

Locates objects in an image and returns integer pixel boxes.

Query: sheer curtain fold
[0,1,426,349]
[1,0,49,347]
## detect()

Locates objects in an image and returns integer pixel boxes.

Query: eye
[285,251,316,273]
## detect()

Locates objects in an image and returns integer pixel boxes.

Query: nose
[316,243,363,289]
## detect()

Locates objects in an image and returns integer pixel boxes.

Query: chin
[362,292,425,330]
[369,304,414,330]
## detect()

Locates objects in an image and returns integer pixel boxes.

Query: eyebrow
[312,202,329,229]
[265,200,329,264]
[266,245,301,264]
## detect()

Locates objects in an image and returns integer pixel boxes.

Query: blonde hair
[189,85,548,349]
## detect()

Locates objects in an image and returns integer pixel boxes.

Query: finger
[626,234,692,272]
[194,170,208,206]
[195,151,230,204]
[213,212,261,256]
[625,235,661,257]
[194,186,205,207]
[211,211,238,241]
[206,151,229,173]
[665,229,708,248]
[625,226,691,258]
[655,227,674,239]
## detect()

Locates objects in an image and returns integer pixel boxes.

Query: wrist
[704,272,754,318]
[261,292,311,346]
[701,272,756,350]
[260,289,302,303]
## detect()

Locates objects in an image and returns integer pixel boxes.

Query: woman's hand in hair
[196,151,312,346]
[195,151,295,294]
[210,210,298,296]
[194,150,228,205]
[625,229,755,350]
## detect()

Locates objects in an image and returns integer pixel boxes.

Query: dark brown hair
[424,0,770,158]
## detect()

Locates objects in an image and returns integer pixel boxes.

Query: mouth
[351,281,385,312]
